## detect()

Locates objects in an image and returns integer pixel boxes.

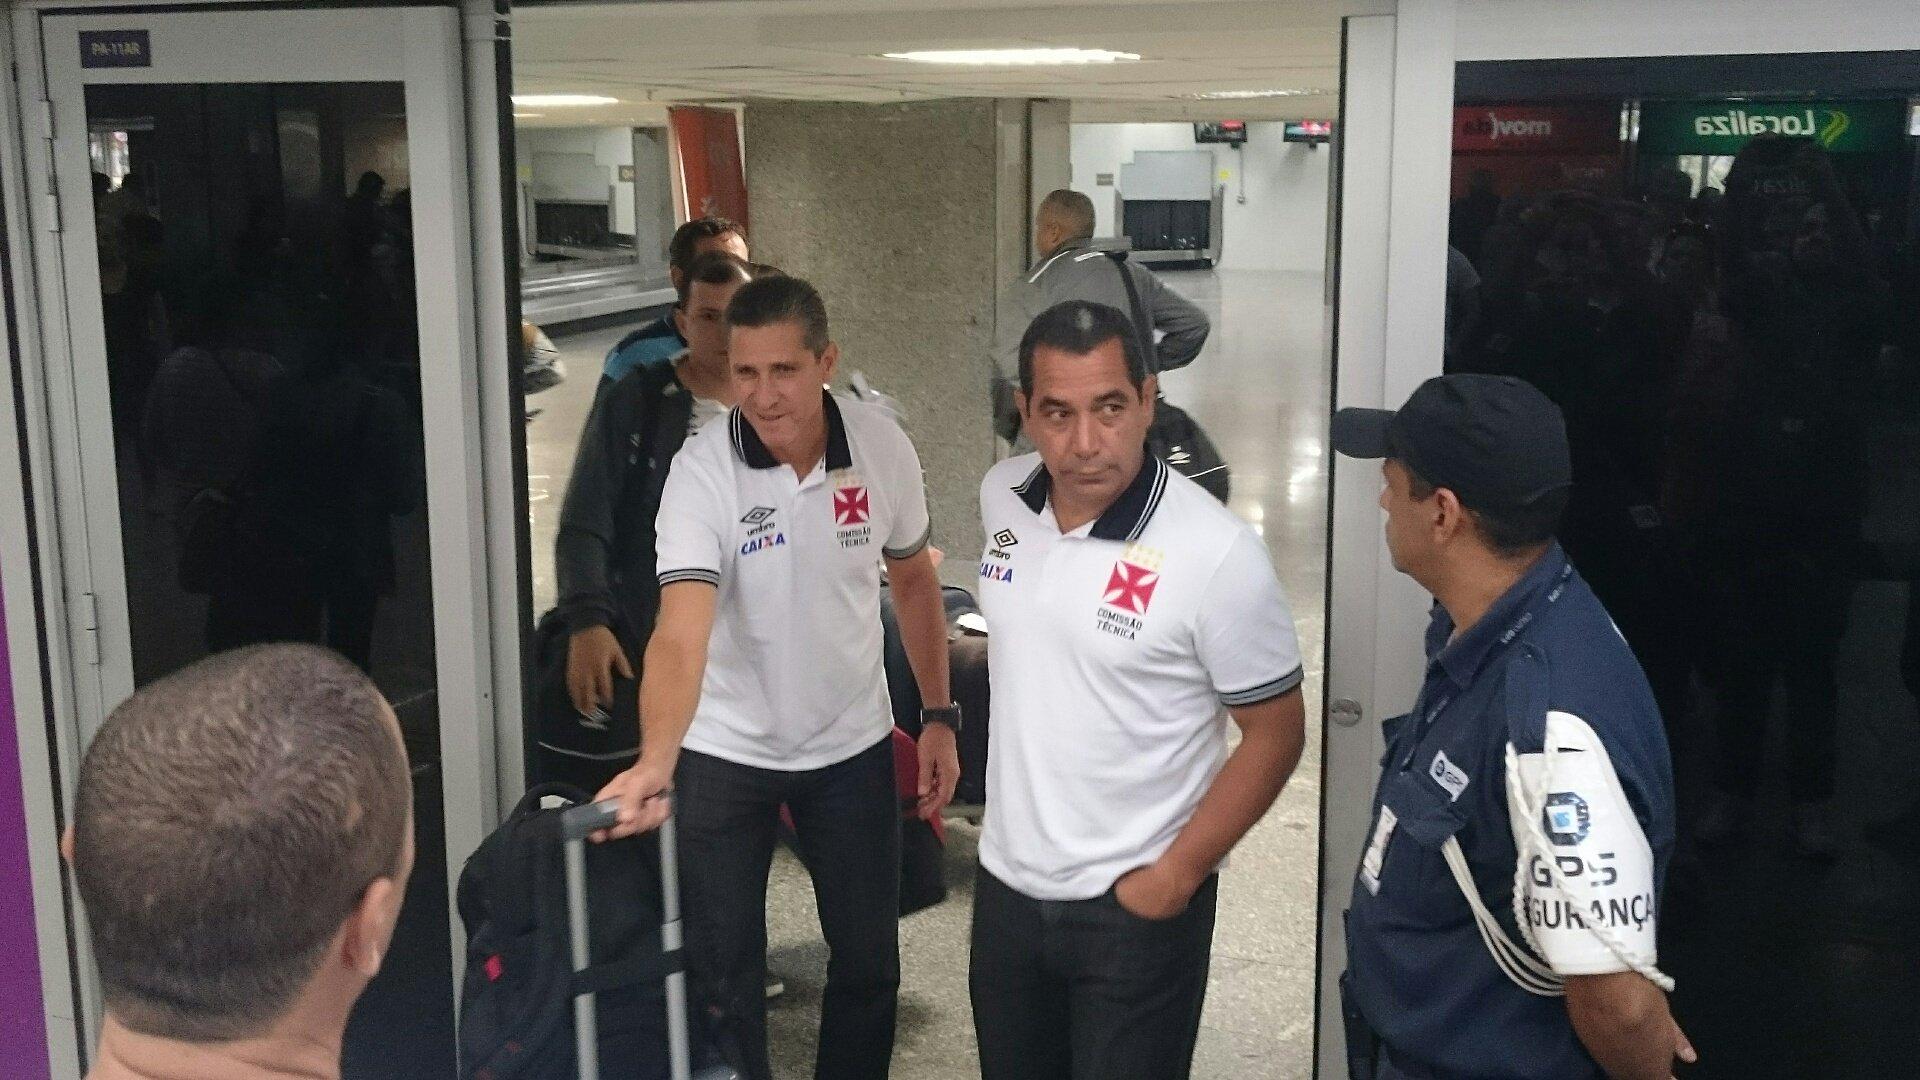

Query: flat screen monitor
[1194,120,1247,145]
[1284,120,1334,143]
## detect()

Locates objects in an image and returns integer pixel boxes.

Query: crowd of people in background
[101,166,423,677]
[1444,137,1920,859]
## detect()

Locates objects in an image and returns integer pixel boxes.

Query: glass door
[34,9,500,1074]
[1319,2,1920,1073]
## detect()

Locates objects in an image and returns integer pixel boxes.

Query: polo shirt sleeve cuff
[883,521,933,561]
[1217,665,1304,706]
[657,568,721,588]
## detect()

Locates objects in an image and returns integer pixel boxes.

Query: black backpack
[1104,251,1231,503]
[528,610,642,794]
[531,362,691,791]
[457,784,693,1079]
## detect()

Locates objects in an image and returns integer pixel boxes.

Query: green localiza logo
[1689,106,1850,147]
[1640,99,1907,155]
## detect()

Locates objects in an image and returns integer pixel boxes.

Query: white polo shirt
[976,453,1304,900]
[654,392,931,771]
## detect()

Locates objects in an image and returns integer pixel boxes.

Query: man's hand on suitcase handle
[589,756,675,841]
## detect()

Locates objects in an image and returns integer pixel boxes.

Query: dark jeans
[676,738,900,1080]
[969,867,1218,1080]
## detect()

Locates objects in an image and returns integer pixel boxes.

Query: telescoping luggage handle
[561,797,694,1080]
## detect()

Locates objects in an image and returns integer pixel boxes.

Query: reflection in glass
[1449,72,1920,1077]
[87,82,453,1077]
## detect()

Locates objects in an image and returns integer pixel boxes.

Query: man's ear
[1015,389,1030,420]
[672,304,690,339]
[668,266,686,293]
[1432,487,1469,542]
[817,341,840,385]
[339,877,402,980]
[60,825,74,867]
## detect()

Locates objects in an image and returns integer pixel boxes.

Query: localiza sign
[1638,100,1908,155]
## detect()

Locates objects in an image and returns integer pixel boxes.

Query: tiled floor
[532,268,1332,1079]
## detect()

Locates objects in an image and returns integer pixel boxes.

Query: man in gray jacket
[991,188,1210,440]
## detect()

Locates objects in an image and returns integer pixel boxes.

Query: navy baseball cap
[1331,374,1572,512]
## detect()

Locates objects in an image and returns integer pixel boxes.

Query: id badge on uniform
[1358,805,1397,896]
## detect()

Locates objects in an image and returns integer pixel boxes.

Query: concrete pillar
[744,98,1045,575]
[1027,99,1072,222]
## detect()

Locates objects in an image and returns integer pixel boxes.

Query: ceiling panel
[514,0,1379,124]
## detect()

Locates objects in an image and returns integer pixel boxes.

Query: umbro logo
[992,528,1018,548]
[741,506,775,525]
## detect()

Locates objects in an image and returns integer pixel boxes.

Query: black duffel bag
[1147,397,1230,503]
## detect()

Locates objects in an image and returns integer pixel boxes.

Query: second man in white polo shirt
[970,300,1307,1080]
[595,276,961,1080]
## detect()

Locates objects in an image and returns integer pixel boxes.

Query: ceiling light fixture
[511,94,619,107]
[1192,89,1321,100]
[513,113,545,119]
[881,48,1139,66]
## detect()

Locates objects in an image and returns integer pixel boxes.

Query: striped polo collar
[730,390,853,472]
[1013,451,1169,542]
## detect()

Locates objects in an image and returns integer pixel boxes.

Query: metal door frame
[0,4,527,1072]
[1314,3,1458,1075]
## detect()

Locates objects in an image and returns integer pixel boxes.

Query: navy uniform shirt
[1345,544,1676,1080]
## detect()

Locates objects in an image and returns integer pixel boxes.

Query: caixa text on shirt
[741,533,787,556]
[740,506,784,556]
[979,529,1016,583]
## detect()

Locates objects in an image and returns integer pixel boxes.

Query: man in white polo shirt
[969,300,1307,1080]
[594,276,962,1080]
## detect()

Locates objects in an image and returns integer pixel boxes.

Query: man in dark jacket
[557,251,754,718]
[601,217,749,386]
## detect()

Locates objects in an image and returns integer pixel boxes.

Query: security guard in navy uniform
[1332,375,1696,1080]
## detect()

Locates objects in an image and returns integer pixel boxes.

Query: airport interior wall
[1070,121,1331,274]
[516,125,642,236]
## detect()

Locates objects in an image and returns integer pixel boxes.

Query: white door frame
[0,5,525,1071]
[1314,4,1457,1075]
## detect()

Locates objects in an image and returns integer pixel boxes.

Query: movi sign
[1462,111,1553,142]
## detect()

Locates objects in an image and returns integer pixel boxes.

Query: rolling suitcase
[560,798,739,1080]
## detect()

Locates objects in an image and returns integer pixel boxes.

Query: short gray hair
[1039,189,1096,241]
[73,645,409,1041]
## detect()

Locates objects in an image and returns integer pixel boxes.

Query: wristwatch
[920,703,963,733]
